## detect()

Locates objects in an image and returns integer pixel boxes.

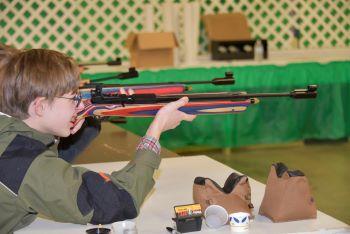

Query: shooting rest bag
[259,163,317,222]
[193,173,254,216]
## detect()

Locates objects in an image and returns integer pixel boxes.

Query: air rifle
[91,85,317,104]
[78,57,123,76]
[83,67,140,85]
[79,57,122,67]
[80,71,235,95]
[77,84,317,119]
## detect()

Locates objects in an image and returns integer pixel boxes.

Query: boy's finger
[170,97,189,109]
[119,88,126,94]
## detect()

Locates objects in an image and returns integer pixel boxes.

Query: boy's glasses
[57,94,82,107]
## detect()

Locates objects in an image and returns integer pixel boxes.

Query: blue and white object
[229,212,250,232]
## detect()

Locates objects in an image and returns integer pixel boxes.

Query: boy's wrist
[146,121,162,140]
[137,135,161,155]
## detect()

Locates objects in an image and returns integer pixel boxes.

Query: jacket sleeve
[18,148,161,225]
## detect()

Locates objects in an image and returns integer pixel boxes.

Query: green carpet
[179,141,350,224]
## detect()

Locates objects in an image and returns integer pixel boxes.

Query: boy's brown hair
[0,44,20,68]
[0,49,80,119]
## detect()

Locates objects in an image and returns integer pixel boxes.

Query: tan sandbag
[259,163,317,222]
[193,173,253,216]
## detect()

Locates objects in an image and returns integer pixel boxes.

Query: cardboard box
[203,13,268,60]
[126,32,178,68]
[203,13,251,41]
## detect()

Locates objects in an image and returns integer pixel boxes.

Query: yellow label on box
[174,204,202,217]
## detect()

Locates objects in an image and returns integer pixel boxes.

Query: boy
[0,49,195,233]
[1,43,102,163]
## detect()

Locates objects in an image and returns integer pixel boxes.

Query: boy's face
[40,92,84,137]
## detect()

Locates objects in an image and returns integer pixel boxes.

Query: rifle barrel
[155,91,316,102]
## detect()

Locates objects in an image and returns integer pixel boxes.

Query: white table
[16,156,349,234]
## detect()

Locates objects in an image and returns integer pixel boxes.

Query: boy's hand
[146,97,196,140]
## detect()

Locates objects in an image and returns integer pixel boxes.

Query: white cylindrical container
[254,39,264,61]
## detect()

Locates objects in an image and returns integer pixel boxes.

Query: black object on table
[86,227,111,234]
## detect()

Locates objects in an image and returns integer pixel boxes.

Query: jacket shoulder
[0,134,48,195]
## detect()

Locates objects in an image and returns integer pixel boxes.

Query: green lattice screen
[1,0,349,62]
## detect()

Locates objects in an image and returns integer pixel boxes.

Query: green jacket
[0,115,161,234]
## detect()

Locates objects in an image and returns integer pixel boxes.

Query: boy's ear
[29,97,47,117]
